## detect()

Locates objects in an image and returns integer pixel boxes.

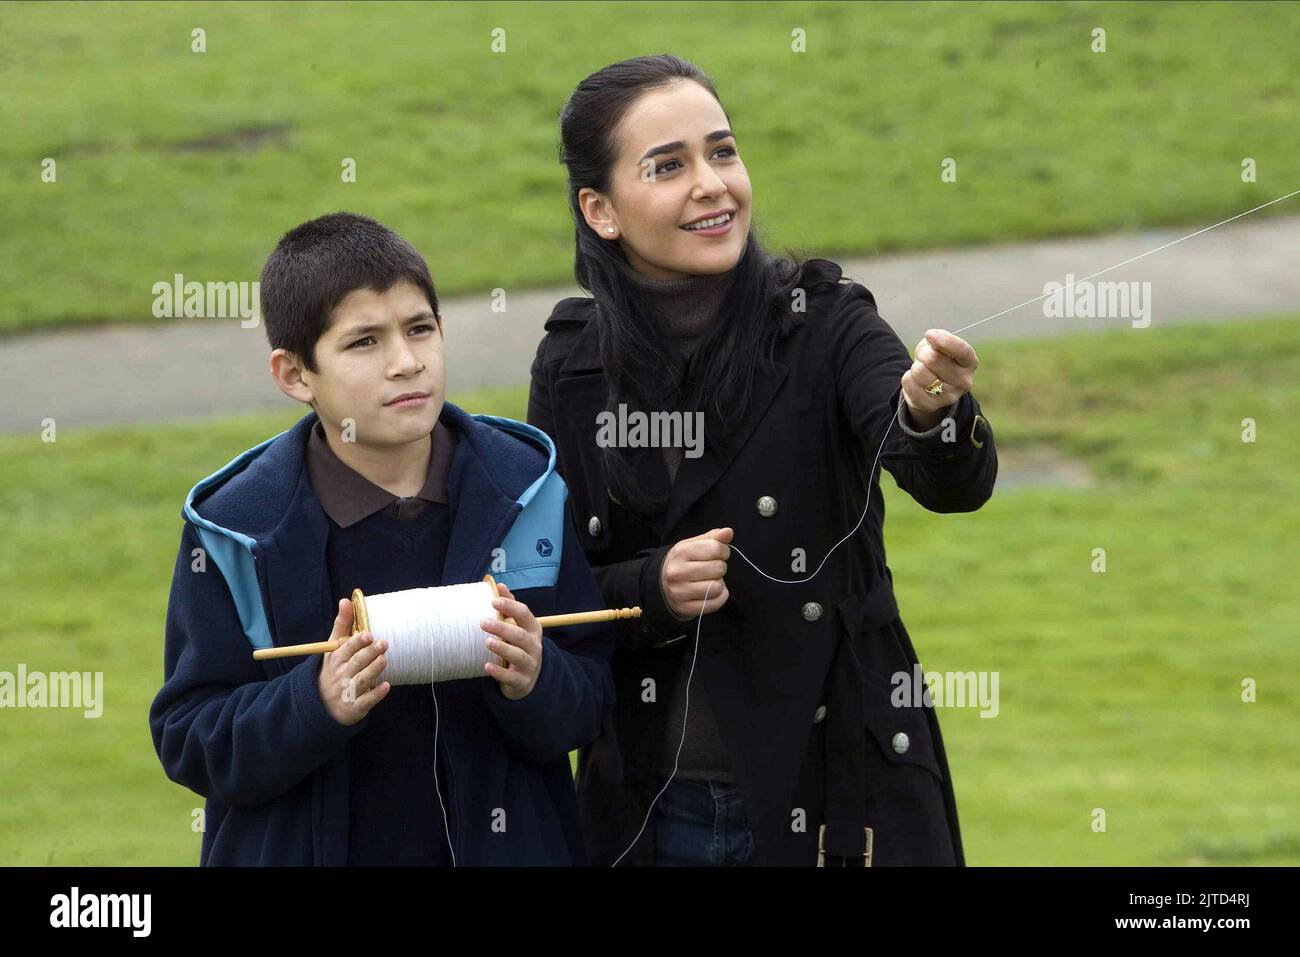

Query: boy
[149,212,614,866]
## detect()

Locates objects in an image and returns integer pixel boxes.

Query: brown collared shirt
[306,418,457,527]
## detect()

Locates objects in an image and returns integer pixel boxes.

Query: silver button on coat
[587,515,601,537]
[892,732,910,754]
[801,602,823,622]
[813,705,827,724]
[756,495,777,518]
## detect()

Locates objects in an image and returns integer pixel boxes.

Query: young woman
[528,55,998,866]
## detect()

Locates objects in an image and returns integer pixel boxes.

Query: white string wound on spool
[358,579,504,685]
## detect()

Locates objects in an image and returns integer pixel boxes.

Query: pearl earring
[607,227,615,234]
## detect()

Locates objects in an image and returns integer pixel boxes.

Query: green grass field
[3,0,1299,333]
[0,316,1295,865]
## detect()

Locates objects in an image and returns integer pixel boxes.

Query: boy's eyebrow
[639,129,734,163]
[338,311,437,339]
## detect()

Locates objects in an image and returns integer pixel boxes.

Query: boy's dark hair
[259,212,440,373]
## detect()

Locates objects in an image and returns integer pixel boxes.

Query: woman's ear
[578,186,619,239]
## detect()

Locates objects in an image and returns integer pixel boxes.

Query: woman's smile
[680,210,735,236]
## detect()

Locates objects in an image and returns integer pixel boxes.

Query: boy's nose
[389,344,424,375]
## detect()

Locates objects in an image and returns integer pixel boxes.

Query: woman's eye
[349,336,374,349]
[655,148,735,176]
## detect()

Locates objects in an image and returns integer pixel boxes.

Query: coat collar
[191,403,541,662]
[552,283,823,532]
[554,257,842,379]
[259,405,531,649]
[557,301,603,377]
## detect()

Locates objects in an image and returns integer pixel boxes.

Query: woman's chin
[669,245,745,276]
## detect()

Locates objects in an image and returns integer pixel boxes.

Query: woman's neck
[615,256,736,339]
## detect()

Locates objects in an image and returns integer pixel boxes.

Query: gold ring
[924,378,944,396]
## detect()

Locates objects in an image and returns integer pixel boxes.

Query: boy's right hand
[317,598,391,726]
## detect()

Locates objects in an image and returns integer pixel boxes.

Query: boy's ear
[269,348,316,405]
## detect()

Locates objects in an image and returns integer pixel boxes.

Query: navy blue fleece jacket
[148,402,615,865]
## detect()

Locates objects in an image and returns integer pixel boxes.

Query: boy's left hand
[481,583,544,700]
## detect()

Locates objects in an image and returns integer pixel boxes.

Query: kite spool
[252,574,641,685]
[348,575,507,684]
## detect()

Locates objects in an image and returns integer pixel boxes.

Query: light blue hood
[180,406,568,650]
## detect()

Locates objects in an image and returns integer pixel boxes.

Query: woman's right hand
[659,527,734,620]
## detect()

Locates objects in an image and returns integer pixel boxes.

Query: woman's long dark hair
[559,54,804,515]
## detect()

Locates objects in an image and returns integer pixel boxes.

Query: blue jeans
[653,777,756,866]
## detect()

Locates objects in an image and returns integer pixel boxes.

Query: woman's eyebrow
[638,129,734,163]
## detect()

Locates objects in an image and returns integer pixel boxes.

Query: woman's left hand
[900,329,980,429]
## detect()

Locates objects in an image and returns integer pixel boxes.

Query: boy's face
[286,280,445,447]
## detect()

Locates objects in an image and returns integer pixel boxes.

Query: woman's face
[580,79,752,280]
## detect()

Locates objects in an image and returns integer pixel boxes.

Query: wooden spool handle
[252,575,642,661]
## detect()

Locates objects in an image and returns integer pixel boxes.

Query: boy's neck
[321,424,433,499]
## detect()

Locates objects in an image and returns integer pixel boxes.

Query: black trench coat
[527,258,998,866]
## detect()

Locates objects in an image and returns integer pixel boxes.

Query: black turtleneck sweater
[617,259,736,483]
[617,257,739,782]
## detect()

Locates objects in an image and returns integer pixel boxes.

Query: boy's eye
[348,324,434,349]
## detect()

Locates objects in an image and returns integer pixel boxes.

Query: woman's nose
[692,167,728,199]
